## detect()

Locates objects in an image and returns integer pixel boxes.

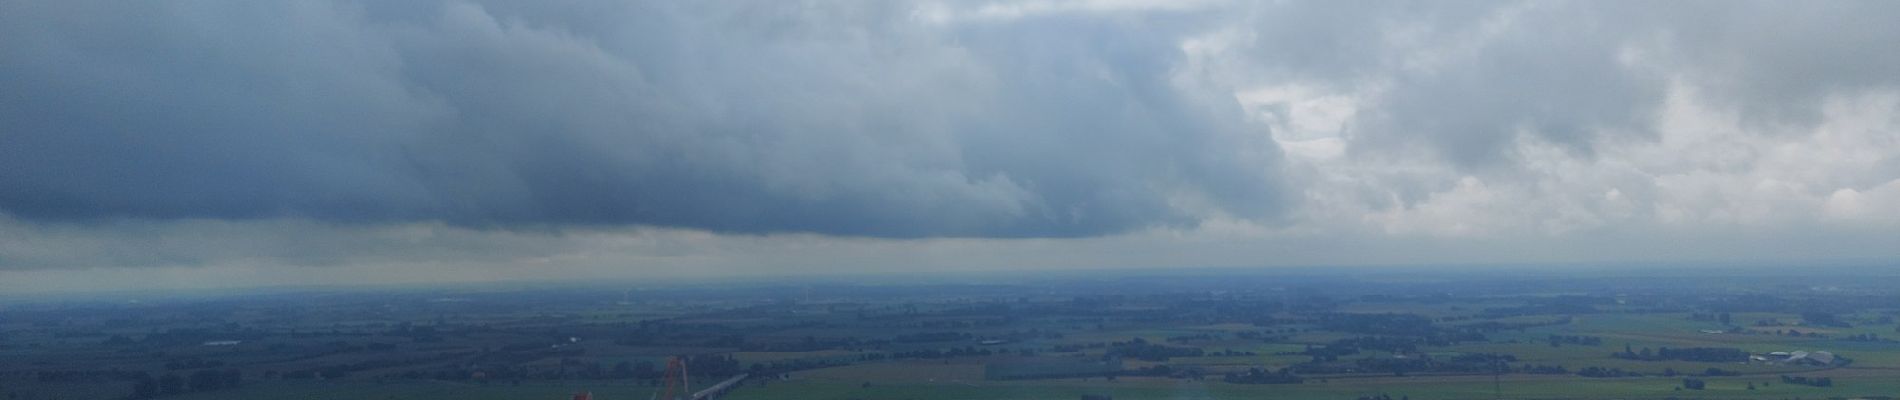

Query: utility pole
[1493,358,1503,400]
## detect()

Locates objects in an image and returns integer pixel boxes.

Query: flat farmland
[6,271,1900,400]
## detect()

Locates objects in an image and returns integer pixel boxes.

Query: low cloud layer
[3,1,1899,278]
[2,1,1285,238]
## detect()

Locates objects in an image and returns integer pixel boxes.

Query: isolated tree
[188,369,222,392]
[1682,378,1706,390]
[221,369,241,388]
[158,374,184,396]
[129,374,158,399]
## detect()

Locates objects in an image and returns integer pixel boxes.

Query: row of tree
[128,370,240,399]
[1611,345,1747,362]
[1780,375,1834,387]
[1222,367,1303,384]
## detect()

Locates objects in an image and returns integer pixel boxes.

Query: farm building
[1785,350,1835,365]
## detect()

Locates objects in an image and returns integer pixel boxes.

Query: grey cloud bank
[2,1,1900,277]
[2,1,1285,238]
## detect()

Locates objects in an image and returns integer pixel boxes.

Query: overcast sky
[3,0,1899,293]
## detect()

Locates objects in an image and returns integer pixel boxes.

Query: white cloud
[918,0,1228,23]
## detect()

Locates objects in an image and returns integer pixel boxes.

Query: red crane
[651,356,689,400]
[567,356,688,400]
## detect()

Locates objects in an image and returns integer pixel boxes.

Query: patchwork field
[5,270,1900,399]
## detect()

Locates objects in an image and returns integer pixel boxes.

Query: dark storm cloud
[0,1,1288,238]
[5,0,1898,245]
[4,1,1900,279]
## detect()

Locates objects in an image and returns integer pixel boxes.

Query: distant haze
[3,1,1898,292]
